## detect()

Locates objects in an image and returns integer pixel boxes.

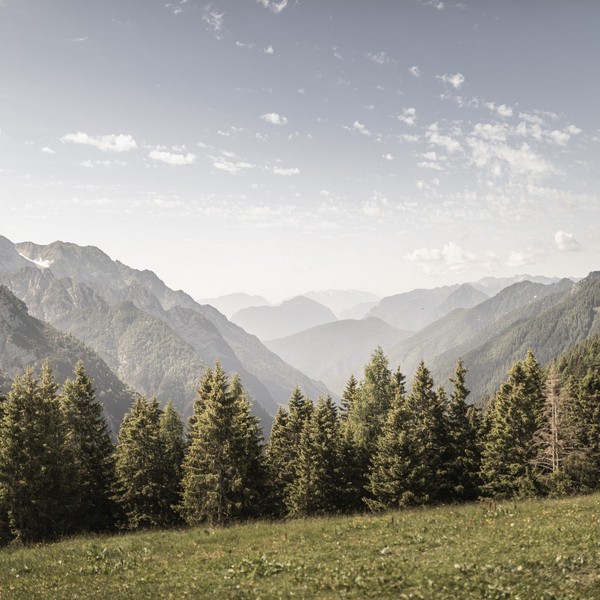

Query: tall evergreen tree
[60,361,116,532]
[287,396,341,516]
[158,400,186,526]
[180,363,263,525]
[480,350,546,498]
[265,386,313,516]
[114,395,172,528]
[368,361,447,508]
[340,374,359,421]
[445,359,480,501]
[345,348,394,508]
[0,365,76,542]
[228,374,267,519]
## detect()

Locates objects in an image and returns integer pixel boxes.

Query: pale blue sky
[1,0,599,301]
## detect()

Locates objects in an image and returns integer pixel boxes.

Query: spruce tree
[228,374,267,519]
[480,350,546,498]
[0,365,76,542]
[158,400,186,526]
[340,374,359,421]
[368,361,446,508]
[114,395,172,528]
[287,396,341,516]
[345,348,394,507]
[265,386,313,516]
[180,364,263,525]
[445,359,480,501]
[60,361,117,532]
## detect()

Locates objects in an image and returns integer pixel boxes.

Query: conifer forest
[1,340,599,546]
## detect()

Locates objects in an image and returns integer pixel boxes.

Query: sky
[1,0,599,302]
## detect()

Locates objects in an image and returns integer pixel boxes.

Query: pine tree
[60,361,117,532]
[368,361,446,508]
[228,374,267,519]
[158,400,186,526]
[445,359,480,501]
[287,396,341,516]
[344,348,394,508]
[340,374,359,421]
[0,365,76,542]
[480,350,546,499]
[562,367,600,490]
[347,347,393,457]
[180,364,263,525]
[113,395,172,528]
[265,386,313,516]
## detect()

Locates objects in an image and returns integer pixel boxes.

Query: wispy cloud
[203,5,224,32]
[351,120,371,136]
[554,230,580,251]
[149,149,196,165]
[261,112,288,126]
[258,0,288,13]
[409,66,422,77]
[366,51,389,66]
[398,107,417,126]
[61,132,138,152]
[438,72,465,89]
[212,159,255,174]
[404,241,478,274]
[40,146,55,154]
[270,166,300,176]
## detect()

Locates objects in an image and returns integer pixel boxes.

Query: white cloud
[409,66,422,77]
[258,0,288,13]
[398,107,416,126]
[404,241,477,274]
[547,130,570,146]
[426,123,461,153]
[367,51,388,66]
[149,150,196,165]
[496,104,513,118]
[382,153,394,161]
[61,132,137,152]
[505,250,536,268]
[270,166,300,176]
[263,45,274,54]
[203,6,224,32]
[438,72,465,89]
[352,120,371,136]
[69,36,89,43]
[261,112,288,126]
[40,146,55,154]
[554,230,579,252]
[213,159,254,173]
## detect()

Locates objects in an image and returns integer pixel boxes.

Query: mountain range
[1,232,594,425]
[0,236,330,429]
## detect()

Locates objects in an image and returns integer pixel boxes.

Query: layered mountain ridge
[0,236,330,428]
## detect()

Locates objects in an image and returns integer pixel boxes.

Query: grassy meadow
[1,493,599,599]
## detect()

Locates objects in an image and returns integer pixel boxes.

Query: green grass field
[1,493,599,599]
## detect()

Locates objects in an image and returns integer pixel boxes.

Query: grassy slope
[1,494,599,599]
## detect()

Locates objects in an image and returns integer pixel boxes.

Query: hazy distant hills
[0,236,330,428]
[265,317,411,395]
[367,285,461,331]
[199,293,271,319]
[301,290,381,319]
[232,296,337,340]
[0,285,132,431]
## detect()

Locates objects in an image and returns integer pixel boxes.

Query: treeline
[1,344,599,544]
